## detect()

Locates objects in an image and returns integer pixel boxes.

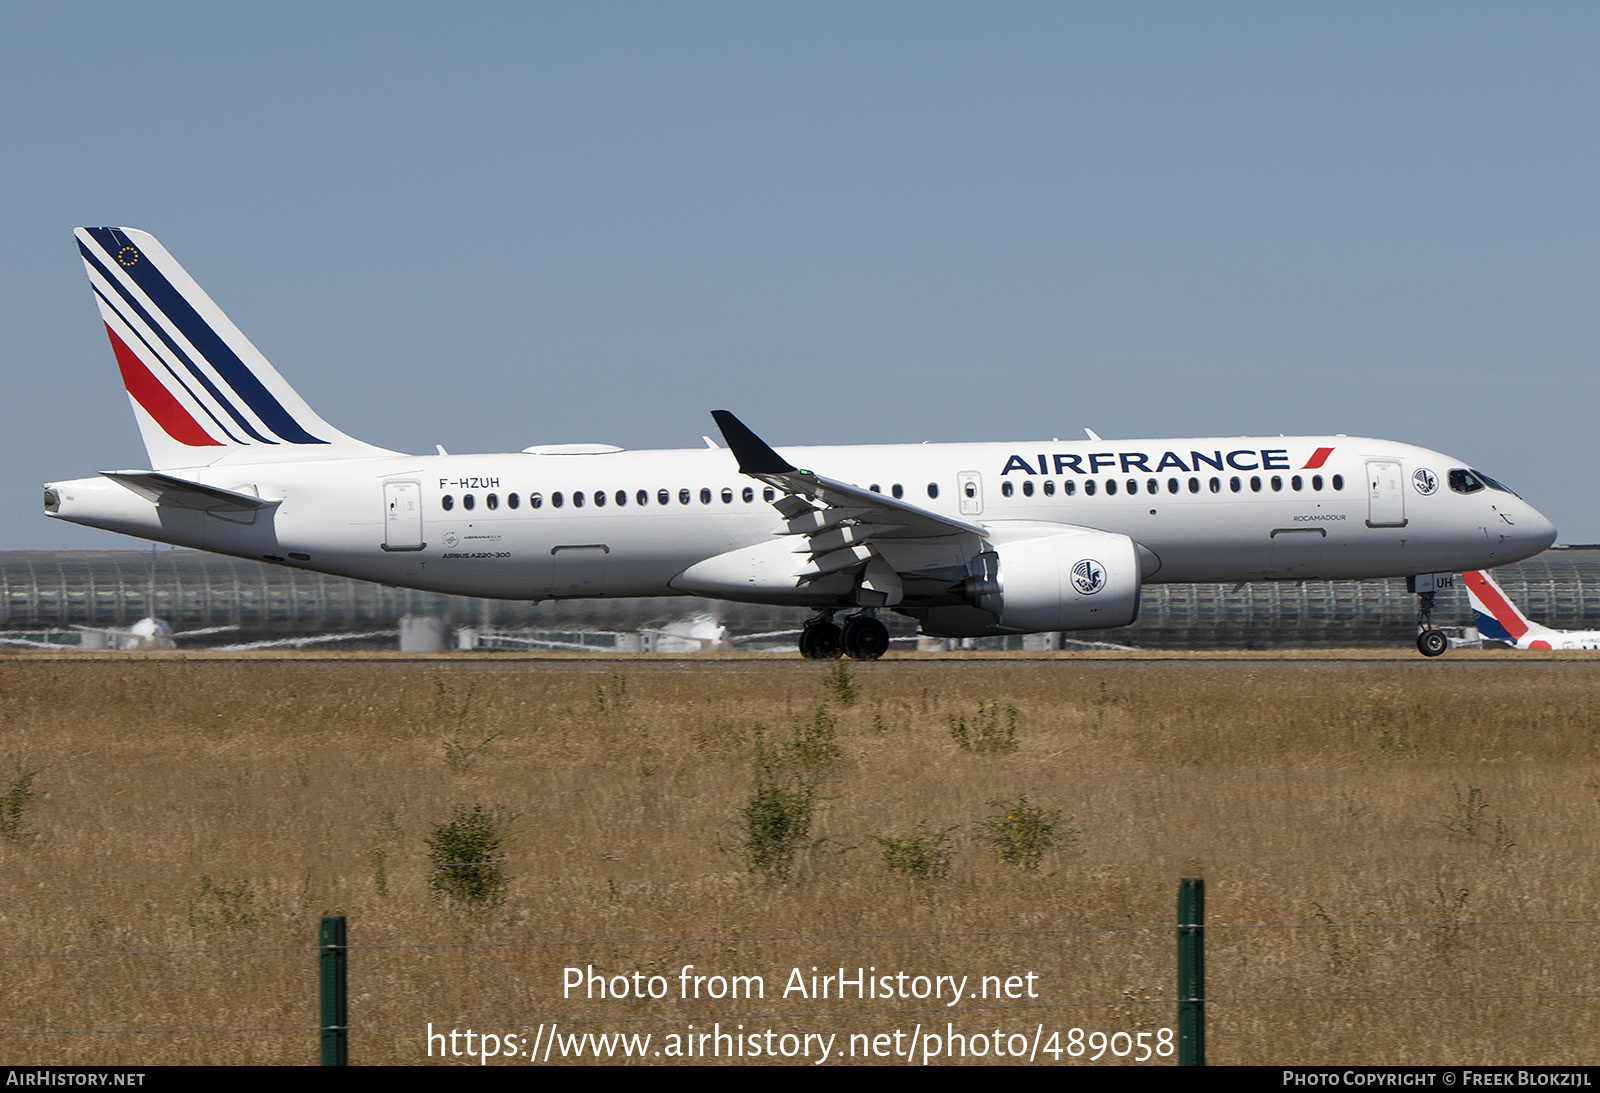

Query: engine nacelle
[919,527,1142,637]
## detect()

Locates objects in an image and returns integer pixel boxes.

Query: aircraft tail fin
[75,227,395,469]
[1463,570,1550,646]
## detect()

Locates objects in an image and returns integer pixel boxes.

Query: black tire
[801,621,842,660]
[1417,629,1448,657]
[841,617,889,661]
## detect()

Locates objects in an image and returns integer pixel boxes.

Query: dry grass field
[2,650,1597,1066]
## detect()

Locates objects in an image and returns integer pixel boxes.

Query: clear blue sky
[5,2,1598,548]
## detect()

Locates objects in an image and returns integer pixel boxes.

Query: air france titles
[1000,450,1294,476]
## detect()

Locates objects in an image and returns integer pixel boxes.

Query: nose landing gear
[1417,627,1449,657]
[1415,586,1448,657]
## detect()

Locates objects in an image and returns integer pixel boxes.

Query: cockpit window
[1471,469,1521,498]
[1449,469,1485,494]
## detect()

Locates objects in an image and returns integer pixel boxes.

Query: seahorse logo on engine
[1071,558,1106,595]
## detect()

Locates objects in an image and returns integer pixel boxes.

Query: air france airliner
[1464,570,1600,650]
[43,228,1558,658]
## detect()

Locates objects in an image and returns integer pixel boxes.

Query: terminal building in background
[1,547,1597,650]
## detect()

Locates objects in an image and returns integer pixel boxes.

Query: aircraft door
[383,481,424,551]
[957,472,983,516]
[1365,460,1407,528]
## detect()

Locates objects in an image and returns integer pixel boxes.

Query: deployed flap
[101,470,280,513]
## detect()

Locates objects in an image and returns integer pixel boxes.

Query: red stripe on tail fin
[1463,571,1529,640]
[105,325,222,447]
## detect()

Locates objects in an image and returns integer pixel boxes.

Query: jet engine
[918,527,1143,637]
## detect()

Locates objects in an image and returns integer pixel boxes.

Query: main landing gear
[1415,587,1448,658]
[798,614,841,659]
[799,611,889,661]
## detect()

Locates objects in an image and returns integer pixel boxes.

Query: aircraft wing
[710,411,992,605]
[101,471,281,513]
[711,411,984,541]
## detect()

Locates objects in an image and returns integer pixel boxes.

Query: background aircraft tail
[75,227,394,469]
[1463,570,1551,646]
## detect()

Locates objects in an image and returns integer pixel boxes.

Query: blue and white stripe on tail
[76,227,394,470]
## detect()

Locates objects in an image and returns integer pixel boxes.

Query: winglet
[710,411,796,475]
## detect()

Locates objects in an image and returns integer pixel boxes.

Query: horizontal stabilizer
[101,471,280,513]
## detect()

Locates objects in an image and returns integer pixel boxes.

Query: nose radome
[1519,503,1558,552]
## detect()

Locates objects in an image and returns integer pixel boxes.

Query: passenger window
[637,490,648,506]
[679,489,691,505]
[1043,480,1055,496]
[508,493,520,509]
[870,484,881,493]
[700,488,712,504]
[1332,474,1344,491]
[593,490,605,507]
[1209,478,1221,494]
[1021,480,1034,497]
[441,495,455,511]
[964,482,976,498]
[1271,476,1282,492]
[1188,478,1200,494]
[1168,478,1179,494]
[1250,476,1261,493]
[1148,478,1159,495]
[1063,479,1077,496]
[1291,475,1303,491]
[743,486,754,502]
[892,484,903,499]
[1001,480,1014,497]
[616,490,627,506]
[1312,475,1323,491]
[574,491,585,508]
[927,483,939,499]
[1106,479,1118,496]
[463,494,476,511]
[486,493,499,510]
[551,492,564,508]
[721,488,733,503]
[763,487,776,502]
[530,493,543,509]
[1229,477,1241,493]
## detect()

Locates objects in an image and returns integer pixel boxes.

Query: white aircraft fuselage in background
[44,227,1558,652]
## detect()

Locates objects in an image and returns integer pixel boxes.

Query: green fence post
[320,915,348,1065]
[1177,877,1204,1065]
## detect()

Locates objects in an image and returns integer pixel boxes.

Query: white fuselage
[46,435,1557,606]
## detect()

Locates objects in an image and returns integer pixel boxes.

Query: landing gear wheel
[799,620,842,660]
[840,616,890,661]
[1417,629,1448,657]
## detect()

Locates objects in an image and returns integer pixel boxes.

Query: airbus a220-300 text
[44,228,1557,658]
